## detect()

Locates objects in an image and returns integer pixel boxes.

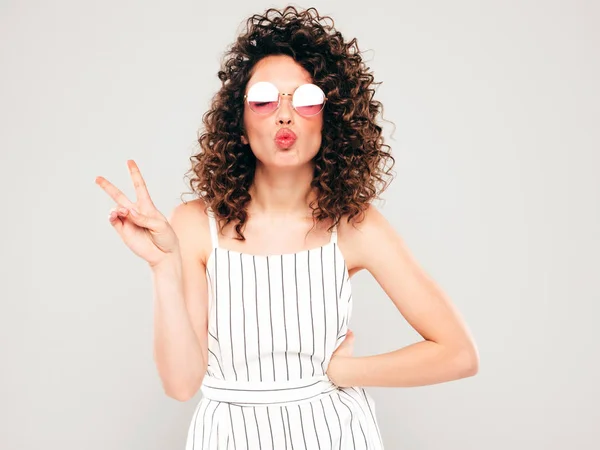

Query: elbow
[160,363,207,402]
[169,393,194,402]
[463,354,479,378]
[163,376,204,402]
[453,343,479,378]
[166,388,192,402]
[165,384,200,402]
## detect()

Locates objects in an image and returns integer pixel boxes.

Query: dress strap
[207,207,219,250]
[330,222,338,245]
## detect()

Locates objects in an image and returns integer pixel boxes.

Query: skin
[95,55,479,399]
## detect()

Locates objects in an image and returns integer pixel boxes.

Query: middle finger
[127,160,154,207]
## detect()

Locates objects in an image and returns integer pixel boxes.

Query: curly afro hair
[184,6,395,241]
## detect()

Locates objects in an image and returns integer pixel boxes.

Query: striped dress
[185,208,384,449]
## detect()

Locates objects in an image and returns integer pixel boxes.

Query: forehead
[247,55,313,91]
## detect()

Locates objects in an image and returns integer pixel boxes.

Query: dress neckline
[204,240,351,285]
[207,240,336,262]
[205,208,339,264]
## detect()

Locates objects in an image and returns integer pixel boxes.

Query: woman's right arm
[96,161,210,402]
[152,202,210,401]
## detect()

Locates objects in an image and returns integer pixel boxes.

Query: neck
[248,163,317,219]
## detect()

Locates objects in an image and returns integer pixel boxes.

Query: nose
[275,94,294,125]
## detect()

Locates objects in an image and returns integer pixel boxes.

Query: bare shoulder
[167,198,213,266]
[336,203,391,277]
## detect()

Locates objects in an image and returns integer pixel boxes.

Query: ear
[241,134,248,145]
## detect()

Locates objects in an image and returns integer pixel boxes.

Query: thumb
[108,209,124,233]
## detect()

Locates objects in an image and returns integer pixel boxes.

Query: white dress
[185,208,384,449]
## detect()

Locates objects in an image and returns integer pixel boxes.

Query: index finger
[127,160,154,207]
[95,176,135,208]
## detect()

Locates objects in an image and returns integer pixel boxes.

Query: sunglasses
[244,81,327,117]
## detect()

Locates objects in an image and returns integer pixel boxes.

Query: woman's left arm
[328,205,479,388]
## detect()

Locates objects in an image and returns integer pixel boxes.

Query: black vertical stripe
[336,392,357,449]
[253,256,263,381]
[240,254,249,381]
[337,315,347,339]
[284,407,295,450]
[321,246,327,373]
[227,404,237,450]
[280,407,288,450]
[297,404,308,450]
[266,257,275,381]
[201,401,213,448]
[266,407,275,450]
[241,407,250,450]
[319,398,333,449]
[295,254,302,378]
[308,251,315,376]
[339,260,346,299]
[309,402,322,450]
[215,249,218,342]
[333,244,339,347]
[282,255,289,380]
[328,395,343,450]
[228,251,238,380]
[206,268,213,301]
[200,401,210,449]
[252,408,264,449]
[207,402,219,448]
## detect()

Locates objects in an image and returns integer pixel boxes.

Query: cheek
[242,110,251,136]
[308,118,324,143]
[243,114,268,140]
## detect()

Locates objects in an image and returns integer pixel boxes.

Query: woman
[95,6,479,449]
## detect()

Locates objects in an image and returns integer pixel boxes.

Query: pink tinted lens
[295,103,324,116]
[248,100,279,114]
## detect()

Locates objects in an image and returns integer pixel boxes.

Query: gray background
[1,0,598,449]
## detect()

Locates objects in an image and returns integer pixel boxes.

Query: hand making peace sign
[95,160,180,268]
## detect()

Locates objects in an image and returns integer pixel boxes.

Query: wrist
[328,356,354,388]
[150,252,182,274]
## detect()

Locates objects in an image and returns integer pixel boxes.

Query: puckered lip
[275,128,297,141]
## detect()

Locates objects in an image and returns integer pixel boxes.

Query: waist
[200,375,338,407]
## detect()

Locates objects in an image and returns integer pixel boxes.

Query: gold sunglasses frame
[243,83,328,117]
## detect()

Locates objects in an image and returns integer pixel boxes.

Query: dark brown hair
[184,6,395,240]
